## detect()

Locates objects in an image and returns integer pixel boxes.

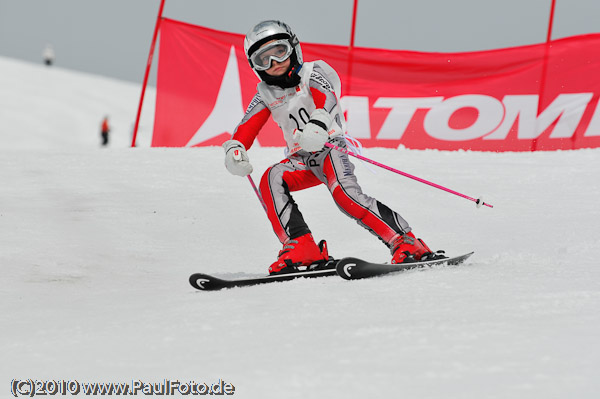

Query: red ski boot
[390,232,437,264]
[269,233,329,275]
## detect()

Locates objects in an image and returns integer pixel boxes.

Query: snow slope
[1,56,599,398]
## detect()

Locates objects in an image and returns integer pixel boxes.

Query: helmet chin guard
[244,20,303,88]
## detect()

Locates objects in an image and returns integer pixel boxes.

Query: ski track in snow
[1,56,599,398]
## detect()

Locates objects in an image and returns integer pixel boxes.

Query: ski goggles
[250,40,294,71]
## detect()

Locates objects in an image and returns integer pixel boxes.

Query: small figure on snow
[100,116,110,146]
[224,20,441,275]
[42,44,55,66]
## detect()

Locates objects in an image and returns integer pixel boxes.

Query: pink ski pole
[325,142,493,208]
[232,148,268,213]
[247,175,268,213]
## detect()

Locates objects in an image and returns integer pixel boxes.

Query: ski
[336,252,474,280]
[189,259,339,291]
[189,253,475,290]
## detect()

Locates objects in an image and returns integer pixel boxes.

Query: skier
[42,44,55,66]
[223,20,440,275]
[100,116,110,146]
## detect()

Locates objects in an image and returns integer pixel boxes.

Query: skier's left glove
[293,109,333,152]
[223,139,253,176]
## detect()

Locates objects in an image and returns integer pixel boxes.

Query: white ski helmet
[244,20,303,87]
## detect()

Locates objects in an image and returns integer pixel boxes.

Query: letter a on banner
[186,46,245,147]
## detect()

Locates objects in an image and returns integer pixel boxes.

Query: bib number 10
[289,107,311,131]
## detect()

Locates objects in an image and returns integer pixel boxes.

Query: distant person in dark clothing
[43,44,55,66]
[101,116,110,146]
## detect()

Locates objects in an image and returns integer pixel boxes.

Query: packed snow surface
[1,56,599,398]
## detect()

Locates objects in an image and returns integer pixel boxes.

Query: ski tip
[335,252,475,281]
[335,257,363,280]
[189,273,220,291]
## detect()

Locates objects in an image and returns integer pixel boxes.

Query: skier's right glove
[293,108,332,152]
[223,139,253,176]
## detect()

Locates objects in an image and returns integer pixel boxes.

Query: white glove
[293,109,333,152]
[223,139,253,176]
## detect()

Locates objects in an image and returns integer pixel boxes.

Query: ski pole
[324,142,493,209]
[247,175,268,213]
[232,147,268,213]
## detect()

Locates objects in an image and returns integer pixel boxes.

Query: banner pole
[349,0,359,49]
[345,0,359,97]
[532,0,557,151]
[131,0,166,148]
[546,0,556,42]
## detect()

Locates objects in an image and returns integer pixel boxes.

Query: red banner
[153,18,600,151]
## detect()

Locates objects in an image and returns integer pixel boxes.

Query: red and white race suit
[231,61,412,249]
